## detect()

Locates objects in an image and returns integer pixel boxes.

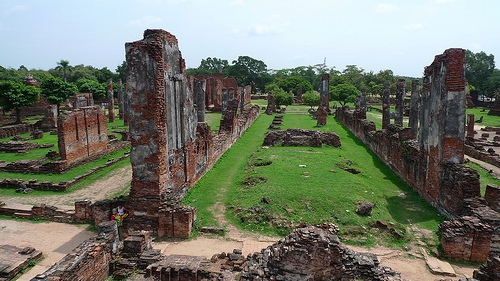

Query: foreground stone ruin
[32,224,404,281]
[336,48,500,266]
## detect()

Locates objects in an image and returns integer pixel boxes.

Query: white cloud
[129,16,163,27]
[5,5,29,15]
[404,23,424,30]
[248,21,291,36]
[376,3,399,13]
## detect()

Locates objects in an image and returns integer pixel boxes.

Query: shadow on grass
[333,119,444,227]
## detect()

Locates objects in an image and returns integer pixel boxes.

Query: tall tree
[40,76,77,115]
[227,56,270,93]
[302,90,320,108]
[330,83,359,105]
[466,50,495,97]
[56,59,72,82]
[266,82,293,108]
[0,81,40,124]
[77,78,106,100]
[116,61,127,82]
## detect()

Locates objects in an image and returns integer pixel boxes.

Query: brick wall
[333,49,500,262]
[57,106,108,163]
[125,29,260,238]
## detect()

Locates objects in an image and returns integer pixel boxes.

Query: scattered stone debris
[263,128,341,147]
[336,163,362,174]
[356,200,376,216]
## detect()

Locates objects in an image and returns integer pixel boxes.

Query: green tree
[276,75,313,94]
[267,82,293,108]
[77,78,106,100]
[186,57,229,77]
[40,76,77,114]
[466,50,495,97]
[302,90,320,108]
[485,69,500,96]
[0,81,40,124]
[341,65,365,89]
[116,61,127,82]
[330,83,359,105]
[56,60,72,82]
[227,56,270,93]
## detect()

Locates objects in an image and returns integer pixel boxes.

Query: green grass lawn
[184,106,447,249]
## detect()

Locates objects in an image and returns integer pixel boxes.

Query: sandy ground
[0,157,490,280]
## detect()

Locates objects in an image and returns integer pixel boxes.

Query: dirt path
[0,165,132,208]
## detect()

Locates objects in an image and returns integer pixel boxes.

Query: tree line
[1,49,499,124]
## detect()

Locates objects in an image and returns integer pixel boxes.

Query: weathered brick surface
[439,216,492,262]
[33,222,118,281]
[71,92,94,109]
[0,123,34,139]
[382,82,391,129]
[57,106,108,163]
[242,226,401,280]
[125,29,259,238]
[263,128,341,147]
[334,49,500,262]
[265,93,276,115]
[474,256,500,280]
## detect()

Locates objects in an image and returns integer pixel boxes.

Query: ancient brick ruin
[335,48,500,264]
[263,128,341,147]
[124,29,259,238]
[57,106,108,163]
[31,223,403,281]
[317,73,330,126]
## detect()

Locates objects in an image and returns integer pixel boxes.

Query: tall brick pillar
[382,82,391,130]
[409,80,420,137]
[317,73,329,126]
[395,78,405,127]
[117,79,124,120]
[125,29,197,236]
[420,48,469,209]
[319,73,330,109]
[107,78,115,123]
[193,77,206,122]
[466,114,475,141]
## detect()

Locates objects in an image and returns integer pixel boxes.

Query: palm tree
[56,59,71,82]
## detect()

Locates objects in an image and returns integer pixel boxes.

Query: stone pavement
[0,245,42,280]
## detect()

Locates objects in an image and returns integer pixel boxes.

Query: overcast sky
[0,0,498,78]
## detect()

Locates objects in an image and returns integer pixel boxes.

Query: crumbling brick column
[466,114,475,141]
[319,73,329,109]
[360,87,367,110]
[193,77,206,122]
[296,86,303,104]
[317,73,329,126]
[117,79,124,120]
[408,80,420,137]
[107,78,115,123]
[382,82,391,129]
[266,93,276,115]
[395,79,405,127]
[125,29,197,237]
